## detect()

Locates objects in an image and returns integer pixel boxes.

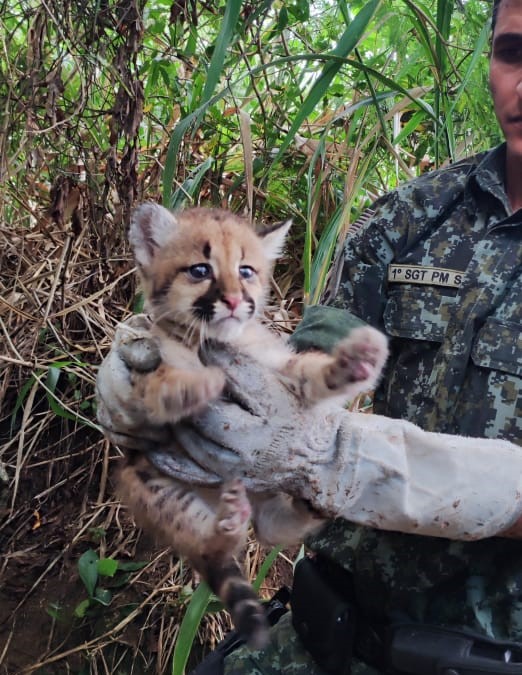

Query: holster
[291,555,522,675]
[291,556,357,675]
[389,623,522,674]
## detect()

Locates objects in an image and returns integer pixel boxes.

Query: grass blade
[170,156,214,210]
[172,582,213,675]
[447,18,490,119]
[201,0,244,105]
[252,545,282,593]
[271,0,380,168]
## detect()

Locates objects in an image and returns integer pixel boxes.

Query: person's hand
[148,340,348,506]
[152,341,522,539]
[96,315,173,450]
[96,318,347,499]
[96,316,254,486]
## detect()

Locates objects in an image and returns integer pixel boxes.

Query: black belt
[291,555,522,675]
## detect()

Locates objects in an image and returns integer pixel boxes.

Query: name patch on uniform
[388,265,463,288]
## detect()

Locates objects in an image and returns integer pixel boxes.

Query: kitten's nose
[222,294,242,311]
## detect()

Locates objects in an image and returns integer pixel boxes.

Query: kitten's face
[129,204,290,343]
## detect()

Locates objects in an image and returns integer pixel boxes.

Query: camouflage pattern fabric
[224,143,522,674]
[223,613,381,675]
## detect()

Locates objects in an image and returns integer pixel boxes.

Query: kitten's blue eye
[187,263,213,280]
[239,266,255,279]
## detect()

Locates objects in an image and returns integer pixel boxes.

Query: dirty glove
[158,342,522,540]
[96,314,232,485]
[96,314,171,449]
[97,316,522,540]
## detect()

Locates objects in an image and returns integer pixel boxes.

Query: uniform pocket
[383,287,454,342]
[471,319,522,376]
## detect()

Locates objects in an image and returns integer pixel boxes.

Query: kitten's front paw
[143,364,225,423]
[326,326,388,393]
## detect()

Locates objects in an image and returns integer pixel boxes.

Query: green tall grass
[159,0,492,305]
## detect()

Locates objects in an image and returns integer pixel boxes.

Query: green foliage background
[1,0,499,301]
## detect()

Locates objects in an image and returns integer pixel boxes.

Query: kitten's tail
[203,557,269,649]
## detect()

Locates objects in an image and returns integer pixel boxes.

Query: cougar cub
[116,203,388,647]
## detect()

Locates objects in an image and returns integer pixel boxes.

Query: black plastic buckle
[263,585,291,626]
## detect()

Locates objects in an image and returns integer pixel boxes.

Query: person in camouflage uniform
[220,143,522,673]
[218,0,522,672]
[96,0,522,672]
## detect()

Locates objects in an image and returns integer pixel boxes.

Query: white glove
[97,316,522,540]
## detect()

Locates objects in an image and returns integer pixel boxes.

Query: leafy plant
[74,549,146,619]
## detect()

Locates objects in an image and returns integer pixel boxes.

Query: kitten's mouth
[214,314,242,324]
[208,315,246,340]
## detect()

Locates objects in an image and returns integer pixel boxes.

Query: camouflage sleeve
[290,194,411,353]
[289,305,366,353]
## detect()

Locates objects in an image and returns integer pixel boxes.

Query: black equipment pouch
[291,556,356,675]
[390,623,522,674]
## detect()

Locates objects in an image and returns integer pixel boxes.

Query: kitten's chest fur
[155,319,291,375]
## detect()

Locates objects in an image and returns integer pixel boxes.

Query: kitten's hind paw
[216,479,251,540]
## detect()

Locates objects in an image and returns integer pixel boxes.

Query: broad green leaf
[46,365,61,392]
[93,587,113,606]
[97,558,119,578]
[78,549,99,597]
[74,598,91,619]
[116,560,149,572]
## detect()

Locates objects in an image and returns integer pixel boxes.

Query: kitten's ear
[259,218,292,261]
[129,203,178,269]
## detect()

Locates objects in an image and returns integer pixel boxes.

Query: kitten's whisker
[199,321,208,347]
[153,306,199,344]
[183,316,202,347]
[152,305,186,325]
[185,320,198,337]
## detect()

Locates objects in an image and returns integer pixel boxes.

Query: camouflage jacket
[296,143,522,641]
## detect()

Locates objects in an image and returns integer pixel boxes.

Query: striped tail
[203,557,269,649]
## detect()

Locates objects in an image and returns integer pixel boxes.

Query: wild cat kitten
[117,203,388,647]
